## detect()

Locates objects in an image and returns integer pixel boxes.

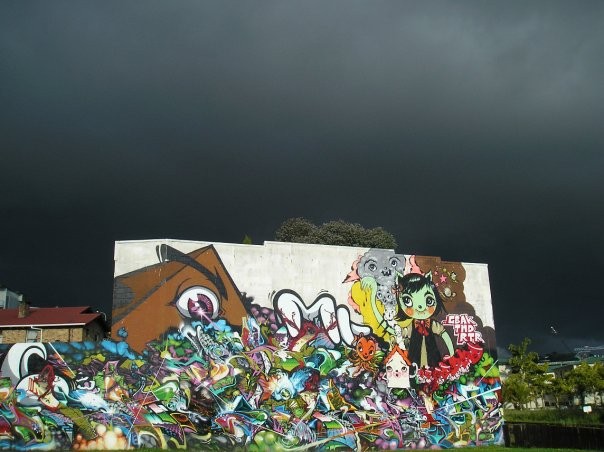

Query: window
[26,330,38,342]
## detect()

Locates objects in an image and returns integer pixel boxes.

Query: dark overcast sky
[1,1,603,354]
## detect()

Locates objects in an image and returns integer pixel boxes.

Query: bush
[504,407,604,426]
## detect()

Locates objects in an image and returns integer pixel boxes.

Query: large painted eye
[390,258,399,267]
[367,262,377,272]
[175,286,219,321]
[401,295,413,307]
[426,295,436,307]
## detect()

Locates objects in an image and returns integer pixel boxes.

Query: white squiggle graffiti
[274,289,370,347]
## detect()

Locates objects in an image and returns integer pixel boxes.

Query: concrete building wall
[108,239,502,449]
[0,328,30,344]
[114,239,496,329]
[0,287,22,309]
[82,322,106,342]
[0,324,103,344]
[0,325,104,344]
[114,239,373,315]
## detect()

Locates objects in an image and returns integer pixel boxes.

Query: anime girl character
[397,272,454,368]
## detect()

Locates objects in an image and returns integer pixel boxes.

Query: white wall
[114,239,495,329]
[462,262,496,330]
[0,288,22,309]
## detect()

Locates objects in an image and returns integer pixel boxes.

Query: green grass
[503,407,604,426]
[475,448,597,452]
[109,449,594,452]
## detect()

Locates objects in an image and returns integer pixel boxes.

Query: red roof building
[0,304,108,344]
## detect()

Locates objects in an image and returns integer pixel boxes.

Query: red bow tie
[415,319,431,336]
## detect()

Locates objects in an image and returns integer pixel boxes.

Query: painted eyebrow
[158,244,227,299]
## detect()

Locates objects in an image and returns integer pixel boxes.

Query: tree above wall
[274,217,398,249]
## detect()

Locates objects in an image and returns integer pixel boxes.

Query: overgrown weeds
[504,407,604,426]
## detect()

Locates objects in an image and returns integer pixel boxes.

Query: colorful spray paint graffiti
[0,244,503,450]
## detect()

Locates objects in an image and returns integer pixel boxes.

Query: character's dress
[405,319,446,368]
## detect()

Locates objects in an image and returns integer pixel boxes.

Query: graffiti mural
[0,243,503,450]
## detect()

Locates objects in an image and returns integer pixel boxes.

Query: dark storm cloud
[1,1,603,353]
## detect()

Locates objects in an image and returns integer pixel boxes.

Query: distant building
[499,356,604,409]
[0,285,23,309]
[0,302,108,344]
[574,345,604,360]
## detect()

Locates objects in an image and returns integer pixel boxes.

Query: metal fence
[504,422,604,450]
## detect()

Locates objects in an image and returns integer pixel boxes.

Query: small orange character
[348,334,381,375]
